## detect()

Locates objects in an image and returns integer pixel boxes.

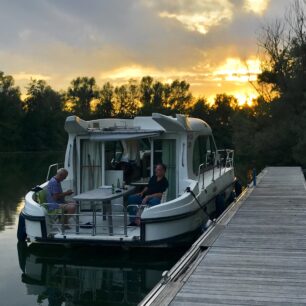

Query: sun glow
[208,91,257,106]
[13,72,51,81]
[205,57,261,106]
[234,92,258,106]
[244,0,269,15]
[99,57,262,108]
[102,66,160,81]
[101,65,199,83]
[213,57,261,82]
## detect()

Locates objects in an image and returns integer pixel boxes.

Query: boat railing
[46,163,63,181]
[198,163,206,189]
[46,203,141,238]
[198,149,234,187]
[217,149,234,167]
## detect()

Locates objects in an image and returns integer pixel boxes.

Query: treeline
[0,72,198,151]
[0,68,305,169]
[1,0,306,170]
[0,72,243,152]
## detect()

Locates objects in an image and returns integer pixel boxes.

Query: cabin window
[193,135,217,175]
[153,139,176,201]
[206,136,216,167]
[104,141,124,170]
[192,136,208,175]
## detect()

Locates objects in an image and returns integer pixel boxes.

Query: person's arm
[52,189,73,201]
[142,176,168,203]
[138,186,148,197]
[143,192,162,200]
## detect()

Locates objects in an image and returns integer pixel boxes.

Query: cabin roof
[65,114,211,136]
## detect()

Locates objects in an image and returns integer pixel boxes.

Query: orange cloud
[13,72,51,81]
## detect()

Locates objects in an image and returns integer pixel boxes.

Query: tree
[152,81,165,112]
[68,77,98,119]
[95,82,114,118]
[165,80,192,114]
[139,77,165,115]
[140,76,154,111]
[189,98,210,120]
[254,0,306,167]
[114,80,140,118]
[22,80,66,151]
[127,79,141,116]
[208,94,238,149]
[0,71,23,151]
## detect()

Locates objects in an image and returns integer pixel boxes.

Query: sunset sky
[0,0,290,104]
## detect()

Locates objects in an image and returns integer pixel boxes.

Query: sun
[206,57,262,106]
[213,57,261,83]
[234,92,258,106]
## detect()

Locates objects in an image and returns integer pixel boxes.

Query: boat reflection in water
[17,242,185,306]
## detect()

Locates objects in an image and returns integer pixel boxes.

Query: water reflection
[0,152,64,232]
[17,242,184,306]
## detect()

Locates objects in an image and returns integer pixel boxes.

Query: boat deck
[141,167,306,305]
[51,205,141,240]
[50,165,234,241]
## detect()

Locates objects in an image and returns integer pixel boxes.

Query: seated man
[128,163,168,225]
[47,168,76,228]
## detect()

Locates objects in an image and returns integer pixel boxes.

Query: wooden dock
[140,167,306,305]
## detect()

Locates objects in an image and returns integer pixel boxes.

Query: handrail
[46,163,63,181]
[197,163,206,189]
[217,149,234,168]
[46,202,138,237]
[197,149,234,188]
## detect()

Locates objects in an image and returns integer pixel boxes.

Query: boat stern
[23,188,48,242]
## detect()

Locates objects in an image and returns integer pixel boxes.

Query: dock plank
[169,167,306,305]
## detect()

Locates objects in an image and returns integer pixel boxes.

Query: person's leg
[128,194,142,223]
[134,197,161,226]
[65,203,76,213]
[128,194,143,205]
[60,203,76,227]
[147,197,161,207]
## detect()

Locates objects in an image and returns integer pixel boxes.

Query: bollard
[253,168,256,186]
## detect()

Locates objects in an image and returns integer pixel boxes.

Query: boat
[20,113,236,247]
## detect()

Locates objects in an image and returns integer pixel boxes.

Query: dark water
[0,153,185,306]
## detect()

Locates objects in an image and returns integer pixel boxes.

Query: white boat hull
[22,170,234,247]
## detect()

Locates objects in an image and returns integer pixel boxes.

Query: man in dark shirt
[128,163,168,225]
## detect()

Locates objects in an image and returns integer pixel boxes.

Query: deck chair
[160,189,168,203]
[36,189,63,230]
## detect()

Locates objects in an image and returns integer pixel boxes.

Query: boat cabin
[62,113,215,202]
[23,113,234,247]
